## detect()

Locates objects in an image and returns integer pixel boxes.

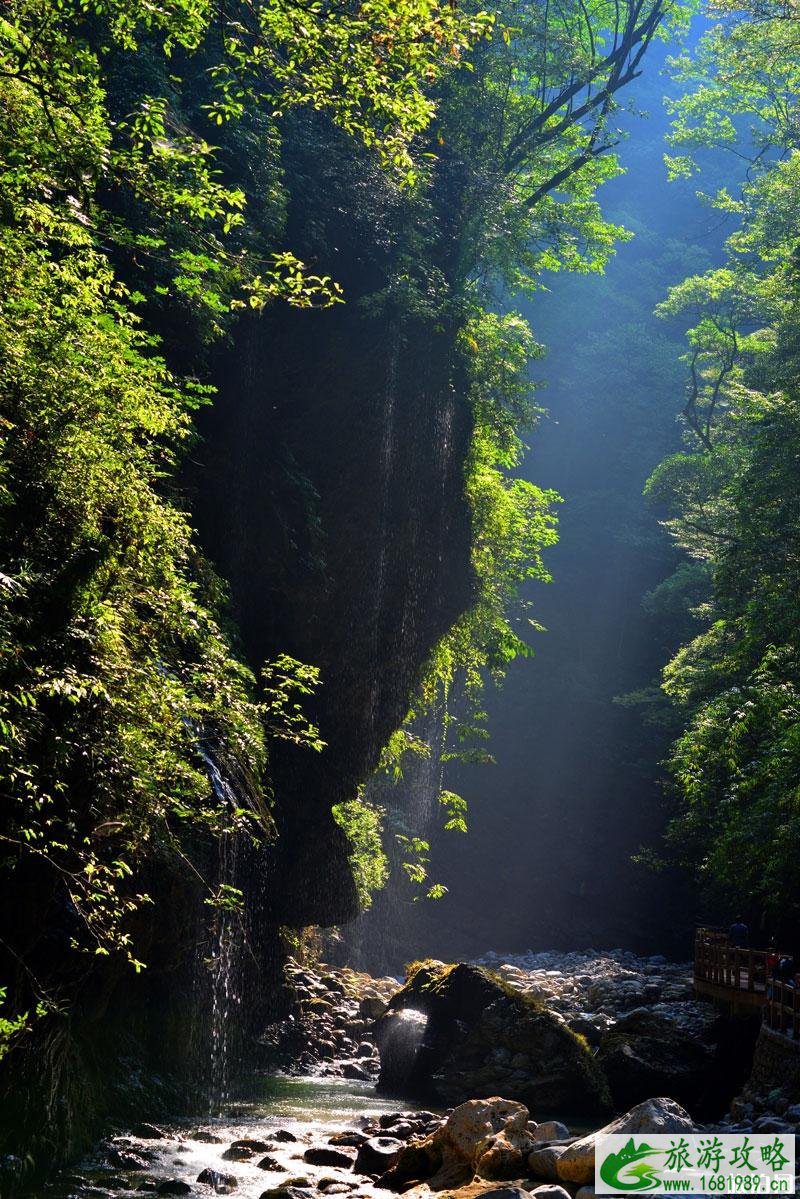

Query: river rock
[596,1010,713,1110]
[353,1136,404,1177]
[360,995,389,1020]
[131,1125,168,1140]
[530,1121,570,1144]
[260,1189,315,1199]
[555,1097,694,1186]
[329,1132,368,1148]
[375,963,610,1118]
[379,1097,538,1190]
[303,1147,357,1168]
[221,1147,254,1163]
[459,1189,531,1199]
[156,1182,192,1196]
[196,1169,238,1193]
[527,1146,567,1181]
[106,1149,150,1171]
[257,1157,284,1171]
[530,1187,571,1199]
[342,1062,371,1081]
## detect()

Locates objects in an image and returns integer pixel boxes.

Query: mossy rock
[375,962,611,1119]
[596,1009,713,1111]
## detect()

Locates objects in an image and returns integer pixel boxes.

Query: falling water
[208,832,243,1114]
[375,1007,429,1093]
[194,739,245,1114]
[368,328,400,741]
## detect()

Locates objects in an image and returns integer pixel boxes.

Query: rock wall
[192,131,476,928]
[742,1025,800,1106]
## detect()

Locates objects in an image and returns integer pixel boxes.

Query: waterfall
[368,327,400,742]
[193,739,246,1114]
[208,831,243,1114]
[375,1007,429,1094]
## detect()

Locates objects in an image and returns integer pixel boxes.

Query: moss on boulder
[375,963,611,1119]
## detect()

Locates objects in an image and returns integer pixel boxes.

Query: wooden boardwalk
[694,928,800,1037]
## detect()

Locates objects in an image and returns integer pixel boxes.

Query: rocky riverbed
[474,949,711,1043]
[33,948,800,1199]
[42,1088,800,1199]
[258,962,397,1082]
[265,949,714,1075]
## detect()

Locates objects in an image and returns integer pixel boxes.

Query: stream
[36,949,777,1199]
[47,1076,410,1199]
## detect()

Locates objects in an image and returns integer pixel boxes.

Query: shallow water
[228,1073,405,1124]
[46,1076,404,1199]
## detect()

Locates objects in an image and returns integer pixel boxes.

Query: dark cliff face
[187,119,477,928]
[193,300,475,926]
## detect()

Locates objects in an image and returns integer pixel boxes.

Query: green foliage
[646,4,800,925]
[1,0,491,331]
[407,310,560,781]
[0,988,49,1063]
[0,0,688,975]
[665,0,800,168]
[261,656,326,752]
[332,795,389,910]
[0,210,270,972]
[0,0,496,1042]
[433,0,688,293]
[395,836,448,900]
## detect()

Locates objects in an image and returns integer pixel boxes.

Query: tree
[645,0,800,929]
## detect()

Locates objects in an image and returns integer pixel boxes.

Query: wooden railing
[694,928,800,1038]
[693,928,770,994]
[765,980,800,1039]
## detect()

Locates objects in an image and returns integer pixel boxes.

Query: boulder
[527,1146,567,1182]
[413,1187,530,1199]
[106,1150,149,1171]
[457,1189,531,1199]
[196,1169,238,1193]
[353,1137,404,1177]
[342,1062,371,1082]
[329,1132,368,1148]
[556,1098,694,1186]
[379,1097,537,1190]
[260,1189,315,1199]
[131,1125,167,1140]
[303,1147,357,1168]
[597,1011,713,1111]
[375,963,610,1119]
[221,1147,255,1163]
[530,1122,570,1145]
[360,995,389,1020]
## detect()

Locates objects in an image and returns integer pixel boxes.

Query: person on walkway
[775,953,797,985]
[729,916,749,947]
